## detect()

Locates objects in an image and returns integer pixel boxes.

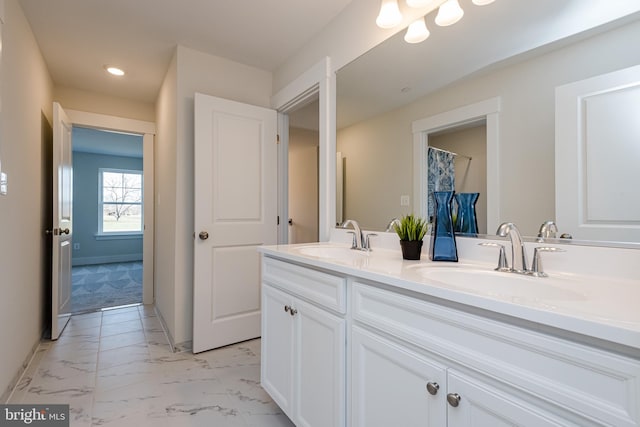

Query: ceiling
[18,0,353,103]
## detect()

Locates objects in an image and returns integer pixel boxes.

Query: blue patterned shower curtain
[427,147,455,221]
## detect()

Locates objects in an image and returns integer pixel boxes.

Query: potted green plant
[393,214,429,260]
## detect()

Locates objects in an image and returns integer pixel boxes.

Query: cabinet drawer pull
[426,382,439,395]
[284,305,291,313]
[447,393,461,407]
[289,307,298,316]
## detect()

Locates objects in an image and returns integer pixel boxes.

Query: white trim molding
[271,57,335,242]
[67,109,156,135]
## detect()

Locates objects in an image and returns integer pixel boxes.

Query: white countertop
[259,241,640,352]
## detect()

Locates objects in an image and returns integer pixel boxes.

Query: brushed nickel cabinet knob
[426,382,440,396]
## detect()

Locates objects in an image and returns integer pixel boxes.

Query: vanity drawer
[262,257,347,314]
[351,281,640,427]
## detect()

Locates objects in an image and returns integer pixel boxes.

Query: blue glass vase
[430,191,458,262]
[454,193,479,236]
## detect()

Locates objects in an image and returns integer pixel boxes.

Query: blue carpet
[71,262,142,312]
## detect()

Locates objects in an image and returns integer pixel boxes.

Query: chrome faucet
[341,219,376,251]
[341,219,364,250]
[496,222,529,273]
[537,220,558,242]
[385,218,401,232]
[493,222,565,277]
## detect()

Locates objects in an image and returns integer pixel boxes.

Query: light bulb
[435,0,464,26]
[376,0,402,29]
[404,18,430,44]
[406,0,432,7]
[472,0,495,5]
[105,66,125,76]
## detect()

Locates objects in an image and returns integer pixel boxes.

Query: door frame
[272,57,335,243]
[67,109,156,304]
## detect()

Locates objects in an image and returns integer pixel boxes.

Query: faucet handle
[479,242,509,272]
[530,246,565,277]
[364,233,378,251]
[346,231,358,249]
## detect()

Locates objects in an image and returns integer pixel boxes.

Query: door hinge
[277,216,280,225]
[277,134,280,144]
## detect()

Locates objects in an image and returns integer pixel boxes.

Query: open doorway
[287,98,319,244]
[428,122,488,234]
[71,127,144,312]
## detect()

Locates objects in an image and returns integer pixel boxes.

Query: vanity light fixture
[105,66,125,76]
[406,0,432,7]
[435,0,464,26]
[376,0,403,29]
[377,0,495,43]
[404,17,430,43]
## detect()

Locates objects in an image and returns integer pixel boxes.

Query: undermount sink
[411,266,586,301]
[294,245,368,260]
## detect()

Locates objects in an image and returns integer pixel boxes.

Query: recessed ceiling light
[105,66,125,76]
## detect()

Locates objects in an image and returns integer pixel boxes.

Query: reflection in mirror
[336,1,640,244]
[288,99,319,244]
[429,123,487,235]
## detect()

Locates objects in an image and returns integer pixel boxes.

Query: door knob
[48,228,70,236]
[199,231,209,240]
[447,393,461,407]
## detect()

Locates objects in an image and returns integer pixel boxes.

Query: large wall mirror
[335,0,640,244]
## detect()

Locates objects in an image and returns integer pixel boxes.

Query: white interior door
[51,102,73,339]
[193,93,277,353]
[556,64,640,243]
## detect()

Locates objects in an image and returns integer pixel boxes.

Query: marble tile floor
[7,305,294,427]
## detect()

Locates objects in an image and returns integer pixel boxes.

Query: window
[99,168,143,234]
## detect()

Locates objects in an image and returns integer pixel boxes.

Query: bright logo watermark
[0,405,69,427]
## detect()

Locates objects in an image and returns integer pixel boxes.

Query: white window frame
[98,167,144,237]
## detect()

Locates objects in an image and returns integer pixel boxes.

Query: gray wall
[72,151,143,265]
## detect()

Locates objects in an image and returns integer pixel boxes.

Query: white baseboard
[2,338,41,403]
[72,253,143,266]
[151,305,193,354]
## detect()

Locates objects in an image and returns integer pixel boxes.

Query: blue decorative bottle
[454,193,479,236]
[430,191,458,262]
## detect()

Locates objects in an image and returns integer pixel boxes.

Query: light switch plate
[400,195,410,206]
[0,172,7,196]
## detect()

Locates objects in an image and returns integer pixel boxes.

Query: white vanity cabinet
[351,281,640,427]
[260,250,640,427]
[261,257,347,427]
[351,325,574,427]
[351,325,447,426]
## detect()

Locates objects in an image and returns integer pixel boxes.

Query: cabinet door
[261,284,295,418]
[351,326,446,427]
[295,298,346,427]
[447,370,576,427]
